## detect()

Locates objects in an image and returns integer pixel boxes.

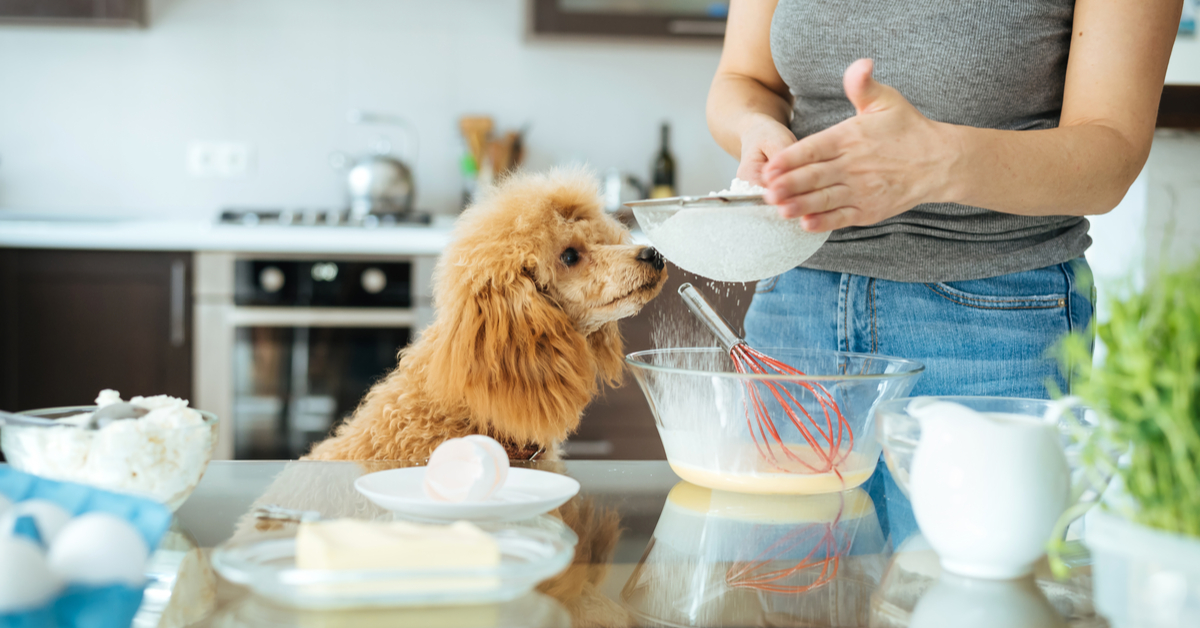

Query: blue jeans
[743,259,1094,547]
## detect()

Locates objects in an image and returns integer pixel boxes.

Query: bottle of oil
[650,122,676,199]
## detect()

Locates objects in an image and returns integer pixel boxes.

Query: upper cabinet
[529,0,728,40]
[0,0,145,27]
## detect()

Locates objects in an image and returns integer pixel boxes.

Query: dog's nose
[637,246,665,271]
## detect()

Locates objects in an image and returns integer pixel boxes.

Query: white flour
[6,391,214,510]
[638,179,828,282]
[709,178,768,196]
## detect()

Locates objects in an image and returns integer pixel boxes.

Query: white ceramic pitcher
[908,397,1089,579]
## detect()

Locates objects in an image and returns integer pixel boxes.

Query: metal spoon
[0,403,148,430]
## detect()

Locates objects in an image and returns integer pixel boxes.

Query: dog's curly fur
[306,168,666,462]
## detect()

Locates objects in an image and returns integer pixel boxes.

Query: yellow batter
[668,446,876,495]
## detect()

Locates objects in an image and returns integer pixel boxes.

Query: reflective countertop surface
[146,460,1103,627]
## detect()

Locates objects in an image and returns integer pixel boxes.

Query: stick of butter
[295,519,501,596]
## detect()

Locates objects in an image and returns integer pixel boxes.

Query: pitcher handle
[1044,395,1111,578]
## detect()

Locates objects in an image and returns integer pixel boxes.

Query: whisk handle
[678,283,743,354]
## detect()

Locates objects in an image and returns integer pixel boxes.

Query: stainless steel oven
[193,251,436,460]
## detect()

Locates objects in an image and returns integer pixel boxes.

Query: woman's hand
[735,114,798,186]
[761,59,957,232]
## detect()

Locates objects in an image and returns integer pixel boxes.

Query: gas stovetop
[218,208,431,228]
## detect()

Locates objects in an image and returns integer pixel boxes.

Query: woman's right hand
[736,114,798,186]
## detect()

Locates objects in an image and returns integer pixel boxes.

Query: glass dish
[0,405,219,511]
[625,194,830,282]
[210,516,578,610]
[626,347,924,495]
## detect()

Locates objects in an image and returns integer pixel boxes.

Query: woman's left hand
[761,59,957,232]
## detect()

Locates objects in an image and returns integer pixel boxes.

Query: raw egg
[0,535,62,612]
[0,499,71,544]
[48,513,149,586]
[423,436,510,502]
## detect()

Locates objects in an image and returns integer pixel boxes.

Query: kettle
[331,111,418,219]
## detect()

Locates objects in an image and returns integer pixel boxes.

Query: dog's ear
[588,321,625,388]
[428,269,597,445]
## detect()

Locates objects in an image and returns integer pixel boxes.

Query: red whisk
[725,493,851,593]
[679,283,853,476]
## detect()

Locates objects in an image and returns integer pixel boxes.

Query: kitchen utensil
[459,116,494,168]
[875,397,1105,580]
[354,468,580,523]
[602,169,647,213]
[621,481,886,627]
[678,283,857,480]
[626,194,829,282]
[625,343,923,495]
[210,516,576,610]
[1,403,147,430]
[1,406,219,511]
[331,110,419,220]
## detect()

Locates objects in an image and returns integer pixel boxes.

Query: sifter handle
[678,283,743,354]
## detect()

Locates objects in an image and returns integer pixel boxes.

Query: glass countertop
[141,460,1102,627]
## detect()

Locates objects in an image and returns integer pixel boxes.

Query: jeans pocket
[755,275,780,294]
[923,280,1067,311]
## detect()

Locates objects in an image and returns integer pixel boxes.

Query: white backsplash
[0,0,733,218]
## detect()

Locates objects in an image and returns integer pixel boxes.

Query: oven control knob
[260,266,285,293]
[361,267,387,294]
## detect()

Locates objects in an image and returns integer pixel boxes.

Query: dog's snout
[637,246,665,271]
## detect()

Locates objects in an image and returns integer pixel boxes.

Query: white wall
[1168,33,1200,84]
[0,0,735,218]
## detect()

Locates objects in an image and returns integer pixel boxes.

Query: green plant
[1056,259,1200,538]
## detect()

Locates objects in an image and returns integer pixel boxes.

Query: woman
[708,0,1180,542]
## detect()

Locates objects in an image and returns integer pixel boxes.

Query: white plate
[354,467,581,522]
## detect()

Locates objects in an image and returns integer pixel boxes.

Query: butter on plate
[295,519,501,595]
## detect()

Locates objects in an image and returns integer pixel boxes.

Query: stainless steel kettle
[331,111,418,219]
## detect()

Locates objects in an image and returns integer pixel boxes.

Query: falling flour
[637,179,829,283]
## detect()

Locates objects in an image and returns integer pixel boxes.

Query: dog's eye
[560,248,580,267]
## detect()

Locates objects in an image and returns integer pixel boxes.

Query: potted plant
[1054,259,1200,627]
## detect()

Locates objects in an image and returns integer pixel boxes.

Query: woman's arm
[761,0,1182,231]
[706,0,796,184]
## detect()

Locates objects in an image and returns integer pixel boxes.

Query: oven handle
[170,259,187,347]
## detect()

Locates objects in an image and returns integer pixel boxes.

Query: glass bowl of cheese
[1,392,218,511]
[211,516,577,609]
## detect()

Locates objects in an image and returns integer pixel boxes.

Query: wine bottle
[650,122,676,199]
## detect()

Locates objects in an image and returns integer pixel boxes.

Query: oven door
[232,323,409,459]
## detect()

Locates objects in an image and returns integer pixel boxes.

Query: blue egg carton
[0,467,173,628]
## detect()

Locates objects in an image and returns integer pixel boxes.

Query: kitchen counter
[0,215,454,255]
[133,460,1103,627]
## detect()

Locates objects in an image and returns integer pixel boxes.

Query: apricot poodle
[306,168,667,462]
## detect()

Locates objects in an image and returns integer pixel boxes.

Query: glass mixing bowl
[1,405,219,511]
[626,348,924,495]
[874,396,1105,500]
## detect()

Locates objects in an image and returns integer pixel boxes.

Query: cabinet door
[0,249,192,411]
[567,263,754,460]
[0,0,145,26]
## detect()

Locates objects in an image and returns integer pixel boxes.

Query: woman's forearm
[939,121,1148,217]
[706,73,793,159]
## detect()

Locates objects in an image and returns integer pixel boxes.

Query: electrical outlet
[187,141,254,177]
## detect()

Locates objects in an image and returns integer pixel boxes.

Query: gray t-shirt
[770,0,1089,283]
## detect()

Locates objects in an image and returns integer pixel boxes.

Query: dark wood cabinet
[0,0,145,26]
[529,0,726,40]
[567,263,754,460]
[0,249,192,412]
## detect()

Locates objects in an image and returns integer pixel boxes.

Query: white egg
[48,513,148,586]
[0,499,71,544]
[0,535,62,612]
[423,436,509,502]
